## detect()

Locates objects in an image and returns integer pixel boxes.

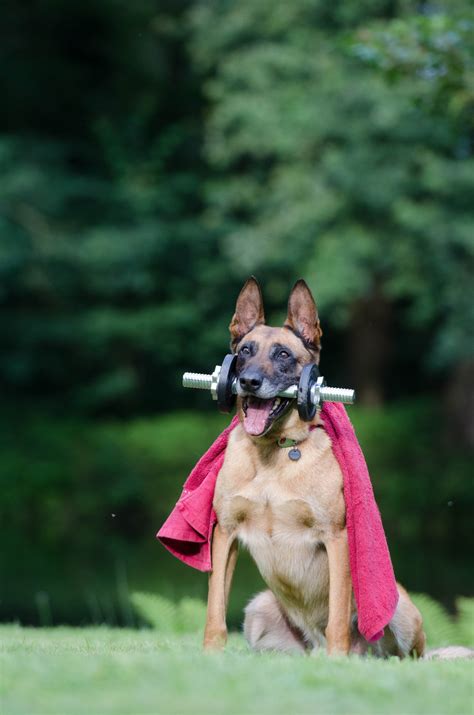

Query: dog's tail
[423,646,474,660]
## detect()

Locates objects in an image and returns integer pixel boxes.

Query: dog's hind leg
[386,584,425,658]
[243,590,307,653]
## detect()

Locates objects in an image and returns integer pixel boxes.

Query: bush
[131,591,474,651]
[0,400,471,624]
[413,594,474,649]
[131,592,207,634]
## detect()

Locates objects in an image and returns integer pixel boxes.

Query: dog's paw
[203,629,227,651]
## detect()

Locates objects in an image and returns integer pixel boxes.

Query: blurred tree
[0,0,472,624]
[350,4,474,441]
[190,0,474,422]
[0,0,242,414]
[0,0,472,427]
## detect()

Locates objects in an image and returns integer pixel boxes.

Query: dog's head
[230,277,322,438]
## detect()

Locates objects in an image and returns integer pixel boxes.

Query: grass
[1,623,473,715]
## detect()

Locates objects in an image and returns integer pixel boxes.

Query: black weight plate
[297,363,319,421]
[217,353,237,413]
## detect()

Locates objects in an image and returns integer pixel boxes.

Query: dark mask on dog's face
[230,278,322,437]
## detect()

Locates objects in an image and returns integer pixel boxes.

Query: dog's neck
[239,404,320,459]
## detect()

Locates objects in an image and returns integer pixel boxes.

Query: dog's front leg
[325,528,352,655]
[203,523,238,651]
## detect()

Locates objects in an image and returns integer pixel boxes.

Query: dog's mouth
[241,396,292,436]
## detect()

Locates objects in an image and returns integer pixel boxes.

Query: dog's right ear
[229,276,265,350]
[285,279,322,355]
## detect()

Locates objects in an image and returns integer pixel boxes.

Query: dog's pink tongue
[244,398,272,435]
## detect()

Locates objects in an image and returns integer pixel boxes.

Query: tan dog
[203,278,425,657]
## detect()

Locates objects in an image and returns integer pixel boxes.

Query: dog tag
[288,448,301,461]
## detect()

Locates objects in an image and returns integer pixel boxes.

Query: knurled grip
[320,387,356,404]
[182,372,214,390]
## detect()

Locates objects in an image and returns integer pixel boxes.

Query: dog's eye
[278,350,290,359]
[240,346,251,357]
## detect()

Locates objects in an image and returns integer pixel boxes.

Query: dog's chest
[214,429,345,622]
[215,432,345,545]
[221,481,332,551]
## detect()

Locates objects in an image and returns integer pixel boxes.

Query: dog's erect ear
[229,276,265,349]
[285,279,322,352]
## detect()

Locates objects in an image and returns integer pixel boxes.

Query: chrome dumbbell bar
[183,364,355,409]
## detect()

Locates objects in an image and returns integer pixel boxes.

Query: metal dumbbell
[182,354,355,422]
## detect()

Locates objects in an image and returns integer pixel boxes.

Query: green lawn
[1,624,473,715]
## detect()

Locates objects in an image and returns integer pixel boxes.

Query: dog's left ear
[285,279,322,353]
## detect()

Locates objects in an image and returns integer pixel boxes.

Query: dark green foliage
[410,593,474,648]
[0,408,229,623]
[0,1,242,414]
[1,402,471,624]
[131,590,474,648]
[0,0,472,624]
[190,0,474,374]
[131,593,207,633]
[1,0,473,412]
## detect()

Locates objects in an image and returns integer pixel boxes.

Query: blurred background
[0,0,472,628]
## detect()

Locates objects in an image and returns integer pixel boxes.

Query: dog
[203,277,426,657]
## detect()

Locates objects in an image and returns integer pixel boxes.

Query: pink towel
[157,405,398,642]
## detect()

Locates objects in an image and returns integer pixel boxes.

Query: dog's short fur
[203,278,425,657]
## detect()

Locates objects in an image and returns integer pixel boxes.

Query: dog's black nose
[239,372,263,392]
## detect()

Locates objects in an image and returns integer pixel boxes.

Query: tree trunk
[444,359,474,450]
[348,289,392,406]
